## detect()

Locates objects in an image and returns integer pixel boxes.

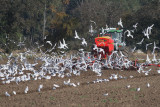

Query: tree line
[0,0,159,53]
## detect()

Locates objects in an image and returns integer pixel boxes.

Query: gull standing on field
[147,83,150,88]
[104,93,108,96]
[64,79,71,85]
[75,30,81,39]
[5,92,10,97]
[25,86,29,94]
[53,84,60,88]
[38,84,43,92]
[126,85,130,89]
[13,91,16,95]
[136,87,140,91]
[118,18,123,28]
[157,69,160,74]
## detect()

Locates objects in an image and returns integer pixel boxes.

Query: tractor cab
[94,28,126,58]
[99,28,125,50]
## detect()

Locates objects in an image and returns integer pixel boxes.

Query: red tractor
[93,28,126,59]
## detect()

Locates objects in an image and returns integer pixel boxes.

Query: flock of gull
[1,18,160,97]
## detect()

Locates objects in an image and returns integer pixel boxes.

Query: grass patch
[129,88,137,92]
[50,96,55,100]
[101,99,107,103]
[139,94,145,98]
[80,95,88,98]
[134,95,139,100]
[112,86,121,89]
[31,102,35,106]
[108,98,118,103]
[1,54,7,59]
[134,94,145,100]
[78,104,82,107]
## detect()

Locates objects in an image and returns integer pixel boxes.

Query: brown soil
[0,66,160,107]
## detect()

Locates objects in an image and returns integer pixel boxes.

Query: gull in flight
[101,27,105,34]
[133,23,138,30]
[46,41,52,46]
[146,54,151,63]
[142,29,149,39]
[43,35,48,40]
[152,41,160,54]
[137,64,144,73]
[106,24,108,29]
[89,24,94,34]
[146,43,152,50]
[17,37,26,47]
[81,38,87,46]
[152,54,157,62]
[48,43,57,52]
[148,24,154,34]
[93,44,98,50]
[118,18,123,28]
[143,69,151,75]
[58,39,68,49]
[131,46,136,53]
[124,30,133,38]
[90,20,96,25]
[137,38,144,45]
[75,30,81,39]
[62,39,68,48]
[142,24,154,39]
[99,48,105,54]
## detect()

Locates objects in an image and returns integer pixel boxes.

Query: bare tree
[42,2,47,42]
[73,0,123,32]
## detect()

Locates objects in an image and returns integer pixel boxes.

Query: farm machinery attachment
[86,27,160,70]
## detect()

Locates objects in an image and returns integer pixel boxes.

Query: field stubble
[0,65,160,107]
